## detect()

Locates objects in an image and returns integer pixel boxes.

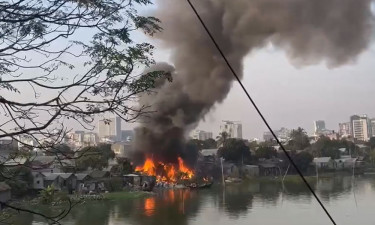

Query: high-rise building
[98,117,122,142]
[220,121,242,139]
[263,127,291,142]
[350,115,360,137]
[121,130,134,142]
[370,119,375,138]
[339,122,351,137]
[314,120,326,136]
[352,115,370,141]
[191,130,213,141]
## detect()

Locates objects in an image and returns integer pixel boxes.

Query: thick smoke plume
[134,0,373,164]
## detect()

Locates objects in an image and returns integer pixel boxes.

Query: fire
[135,156,194,183]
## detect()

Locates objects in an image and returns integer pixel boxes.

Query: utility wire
[185,0,337,224]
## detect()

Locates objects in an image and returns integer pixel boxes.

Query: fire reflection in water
[144,198,155,216]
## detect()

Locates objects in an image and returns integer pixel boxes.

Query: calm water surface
[14,176,375,225]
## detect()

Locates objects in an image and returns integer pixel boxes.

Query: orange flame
[135,156,194,183]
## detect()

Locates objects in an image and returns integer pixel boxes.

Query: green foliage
[218,139,251,163]
[216,132,229,147]
[1,166,33,197]
[310,136,354,159]
[111,158,134,175]
[286,127,310,150]
[40,185,55,204]
[292,151,313,172]
[255,146,277,159]
[368,137,375,149]
[76,144,115,171]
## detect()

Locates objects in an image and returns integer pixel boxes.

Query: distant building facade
[98,117,121,142]
[339,122,351,138]
[191,130,213,141]
[121,130,134,142]
[220,121,242,139]
[314,120,326,136]
[370,118,375,138]
[263,127,291,142]
[66,131,97,149]
[351,115,370,141]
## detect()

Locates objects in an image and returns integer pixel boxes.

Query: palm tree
[216,132,229,147]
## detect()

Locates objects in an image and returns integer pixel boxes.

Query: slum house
[313,157,336,169]
[31,171,45,190]
[30,156,75,173]
[335,156,357,170]
[258,162,281,176]
[241,165,259,177]
[87,170,110,192]
[223,163,240,178]
[41,173,77,193]
[76,173,94,194]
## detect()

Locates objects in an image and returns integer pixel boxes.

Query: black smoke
[133,0,374,165]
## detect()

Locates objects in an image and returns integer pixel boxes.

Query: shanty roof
[42,173,60,181]
[55,173,74,179]
[2,157,27,166]
[124,174,139,177]
[76,173,90,181]
[313,157,332,163]
[0,182,11,192]
[335,157,357,163]
[201,149,218,156]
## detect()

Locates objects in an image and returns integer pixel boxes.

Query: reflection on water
[11,176,375,225]
[144,198,155,216]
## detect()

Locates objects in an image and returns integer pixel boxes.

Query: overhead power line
[185,0,337,224]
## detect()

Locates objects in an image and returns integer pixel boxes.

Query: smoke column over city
[133,0,373,164]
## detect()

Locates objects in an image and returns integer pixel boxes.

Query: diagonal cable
[185,0,337,224]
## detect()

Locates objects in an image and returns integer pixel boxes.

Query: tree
[0,0,167,222]
[286,127,310,150]
[76,144,115,171]
[292,151,313,172]
[368,137,375,149]
[255,146,277,159]
[216,132,229,147]
[203,138,217,149]
[218,138,251,163]
[310,136,348,159]
[111,157,133,175]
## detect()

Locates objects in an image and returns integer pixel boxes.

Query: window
[36,181,40,184]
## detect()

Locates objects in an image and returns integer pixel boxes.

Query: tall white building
[98,117,122,142]
[191,130,213,141]
[314,120,326,136]
[339,122,351,137]
[370,119,375,138]
[352,115,370,141]
[220,121,242,139]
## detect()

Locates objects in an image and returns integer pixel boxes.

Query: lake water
[12,176,375,225]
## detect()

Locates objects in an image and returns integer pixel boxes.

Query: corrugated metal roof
[313,157,332,163]
[201,149,218,156]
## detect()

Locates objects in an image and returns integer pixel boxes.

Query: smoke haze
[133,0,373,164]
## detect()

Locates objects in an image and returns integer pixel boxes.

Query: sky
[149,41,375,140]
[2,1,375,141]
